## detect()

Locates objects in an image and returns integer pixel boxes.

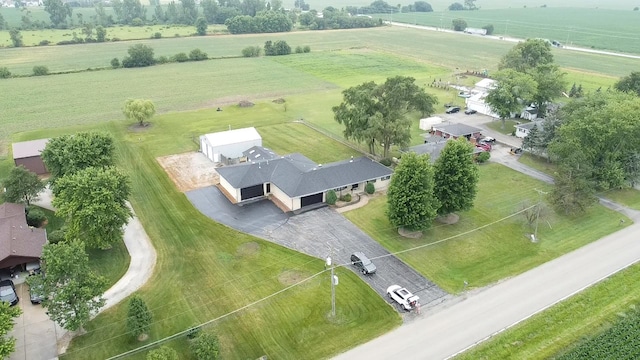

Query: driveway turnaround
[187,187,448,309]
[334,219,640,359]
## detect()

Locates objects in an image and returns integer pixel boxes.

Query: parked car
[464,109,477,115]
[446,106,461,114]
[480,136,496,144]
[387,285,420,311]
[350,252,377,275]
[0,280,19,306]
[476,143,491,151]
[510,147,523,155]
[28,275,44,305]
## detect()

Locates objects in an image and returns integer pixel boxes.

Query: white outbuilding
[200,127,262,163]
[419,116,443,131]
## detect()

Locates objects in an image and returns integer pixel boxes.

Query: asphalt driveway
[187,187,448,309]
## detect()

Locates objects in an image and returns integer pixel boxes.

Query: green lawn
[455,261,640,360]
[344,163,629,293]
[600,188,640,211]
[42,121,400,359]
[485,119,522,135]
[518,153,557,176]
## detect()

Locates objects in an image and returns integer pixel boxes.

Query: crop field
[386,7,640,54]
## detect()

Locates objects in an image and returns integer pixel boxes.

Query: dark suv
[351,252,377,275]
[446,106,461,114]
[0,280,19,306]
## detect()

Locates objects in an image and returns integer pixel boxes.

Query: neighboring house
[0,203,47,270]
[12,139,49,175]
[515,121,544,138]
[409,138,483,162]
[419,116,443,131]
[431,123,482,140]
[199,127,262,164]
[520,105,538,121]
[216,149,393,212]
[464,78,500,118]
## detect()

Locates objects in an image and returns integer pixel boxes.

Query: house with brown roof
[0,203,47,269]
[12,139,49,175]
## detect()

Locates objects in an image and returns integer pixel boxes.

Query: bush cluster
[0,67,11,79]
[26,207,46,227]
[264,40,291,56]
[33,65,49,76]
[241,46,262,57]
[326,190,337,205]
[340,193,352,202]
[365,182,375,194]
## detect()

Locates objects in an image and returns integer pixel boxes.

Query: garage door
[241,184,264,200]
[301,193,323,207]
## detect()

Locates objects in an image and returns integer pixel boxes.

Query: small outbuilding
[200,127,262,163]
[0,203,47,270]
[12,139,49,175]
[419,116,443,131]
[432,123,482,140]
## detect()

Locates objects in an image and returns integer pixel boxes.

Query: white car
[386,285,420,311]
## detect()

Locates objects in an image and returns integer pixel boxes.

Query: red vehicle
[476,142,491,151]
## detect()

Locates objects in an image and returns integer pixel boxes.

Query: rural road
[390,22,640,59]
[334,214,640,360]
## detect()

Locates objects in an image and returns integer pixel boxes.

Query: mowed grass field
[344,163,629,293]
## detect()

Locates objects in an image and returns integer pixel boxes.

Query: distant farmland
[383,7,640,54]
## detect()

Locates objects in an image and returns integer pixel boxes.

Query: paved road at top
[334,212,640,360]
[390,22,640,59]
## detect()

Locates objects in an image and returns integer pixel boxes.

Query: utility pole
[326,245,339,317]
[533,189,548,242]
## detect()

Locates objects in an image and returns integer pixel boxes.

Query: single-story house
[515,121,544,138]
[432,123,482,140]
[419,116,443,131]
[12,139,49,175]
[200,127,262,164]
[520,105,538,121]
[0,203,47,270]
[216,149,393,212]
[409,138,483,162]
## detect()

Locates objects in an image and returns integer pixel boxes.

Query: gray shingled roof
[217,155,393,198]
[242,146,279,162]
[0,203,47,267]
[433,123,482,137]
[409,141,482,162]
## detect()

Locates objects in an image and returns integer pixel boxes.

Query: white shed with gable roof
[200,127,262,163]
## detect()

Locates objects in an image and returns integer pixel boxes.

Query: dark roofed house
[216,154,393,212]
[432,123,482,140]
[515,121,544,139]
[0,203,47,270]
[409,138,483,162]
[12,139,49,175]
[242,146,279,162]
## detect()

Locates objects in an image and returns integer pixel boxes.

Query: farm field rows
[386,8,640,54]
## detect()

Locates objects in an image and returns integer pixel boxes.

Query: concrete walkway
[31,188,157,355]
[335,193,370,213]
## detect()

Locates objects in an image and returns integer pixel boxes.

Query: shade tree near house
[387,152,439,231]
[41,132,115,188]
[522,123,544,157]
[34,240,107,332]
[53,167,132,250]
[485,69,537,129]
[529,64,567,115]
[127,295,152,340]
[123,99,156,126]
[499,39,554,73]
[2,165,44,206]
[0,302,21,359]
[433,138,479,216]
[333,76,437,158]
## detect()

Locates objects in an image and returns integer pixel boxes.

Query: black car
[351,252,377,275]
[446,106,461,114]
[28,276,44,305]
[0,280,19,306]
[464,109,477,115]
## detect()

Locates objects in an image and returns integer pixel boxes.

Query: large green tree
[499,38,554,73]
[614,71,640,96]
[549,161,597,215]
[529,64,567,114]
[485,69,537,129]
[122,44,155,68]
[123,99,156,126]
[37,240,107,331]
[0,302,22,358]
[43,0,72,27]
[190,331,221,359]
[521,123,544,157]
[548,92,640,191]
[387,152,439,231]
[333,76,437,158]
[53,167,132,250]
[127,295,152,340]
[41,132,115,188]
[433,139,479,215]
[2,165,44,206]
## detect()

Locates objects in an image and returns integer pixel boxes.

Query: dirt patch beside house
[157,152,219,192]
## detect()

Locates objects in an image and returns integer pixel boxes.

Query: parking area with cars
[187,187,448,311]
